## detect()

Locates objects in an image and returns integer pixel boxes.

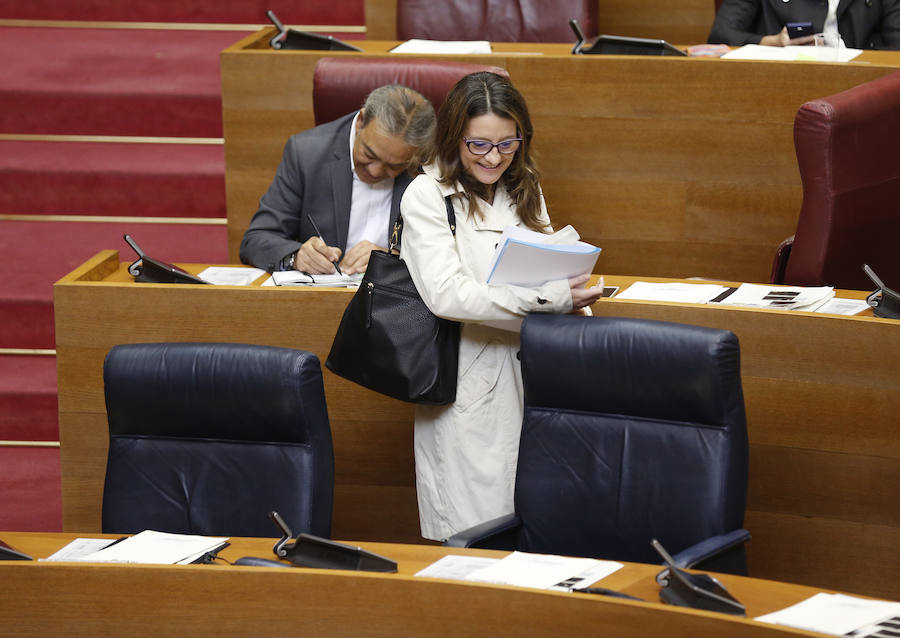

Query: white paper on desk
[486,225,600,287]
[715,283,834,311]
[71,530,228,565]
[41,537,120,561]
[755,593,900,636]
[616,281,729,304]
[270,270,362,287]
[722,43,862,62]
[197,266,266,286]
[390,39,492,55]
[814,297,871,316]
[414,555,500,581]
[466,551,620,591]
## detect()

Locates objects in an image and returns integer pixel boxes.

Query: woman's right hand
[569,274,606,310]
[760,27,815,47]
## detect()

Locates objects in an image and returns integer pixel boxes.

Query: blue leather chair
[446,315,750,574]
[101,342,334,538]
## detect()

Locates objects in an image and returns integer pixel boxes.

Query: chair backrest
[778,70,900,290]
[514,315,748,565]
[102,342,334,538]
[312,57,509,125]
[396,0,597,43]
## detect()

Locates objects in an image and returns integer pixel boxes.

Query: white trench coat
[400,164,573,541]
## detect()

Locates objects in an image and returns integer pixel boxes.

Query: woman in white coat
[400,72,606,541]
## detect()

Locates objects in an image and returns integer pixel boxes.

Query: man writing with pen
[240,85,437,275]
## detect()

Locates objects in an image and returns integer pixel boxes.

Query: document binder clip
[651,539,745,616]
[269,511,397,573]
[863,264,900,319]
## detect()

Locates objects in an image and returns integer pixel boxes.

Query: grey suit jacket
[240,112,414,272]
[708,0,900,49]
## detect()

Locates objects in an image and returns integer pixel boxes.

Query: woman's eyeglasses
[463,138,522,156]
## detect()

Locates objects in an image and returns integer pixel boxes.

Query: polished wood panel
[220,34,900,281]
[0,531,858,638]
[53,256,900,600]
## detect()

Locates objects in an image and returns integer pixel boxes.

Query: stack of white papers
[270,270,363,287]
[615,281,729,304]
[715,283,835,312]
[47,530,229,565]
[721,43,862,62]
[486,225,601,287]
[755,593,900,636]
[415,551,623,591]
[615,281,848,313]
[390,39,492,55]
[197,266,266,286]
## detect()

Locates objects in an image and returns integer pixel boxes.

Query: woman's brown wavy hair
[434,72,547,232]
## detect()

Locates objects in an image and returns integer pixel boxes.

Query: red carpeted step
[0,355,58,442]
[0,26,246,137]
[0,140,225,218]
[0,446,62,532]
[0,0,363,24]
[0,219,228,349]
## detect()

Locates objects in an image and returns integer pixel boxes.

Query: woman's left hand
[569,274,606,310]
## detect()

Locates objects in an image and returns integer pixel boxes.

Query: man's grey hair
[360,84,436,149]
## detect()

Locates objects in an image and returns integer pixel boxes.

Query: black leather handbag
[325,197,460,404]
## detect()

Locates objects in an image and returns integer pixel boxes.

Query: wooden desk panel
[220,34,900,282]
[0,532,856,638]
[54,255,900,599]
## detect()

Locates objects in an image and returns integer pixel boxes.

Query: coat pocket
[453,338,503,412]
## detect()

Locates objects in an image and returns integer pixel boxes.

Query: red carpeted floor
[0,27,246,137]
[0,140,226,217]
[0,355,57,441]
[0,220,228,349]
[0,447,62,532]
[0,1,363,534]
[0,0,363,24]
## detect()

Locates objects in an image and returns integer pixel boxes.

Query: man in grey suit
[709,0,900,49]
[240,85,436,274]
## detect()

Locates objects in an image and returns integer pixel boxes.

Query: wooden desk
[0,531,858,637]
[53,254,900,600]
[221,32,900,281]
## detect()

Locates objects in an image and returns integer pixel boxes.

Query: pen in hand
[306,214,342,275]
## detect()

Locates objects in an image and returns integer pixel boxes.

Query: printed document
[68,530,228,565]
[197,266,266,286]
[756,593,900,636]
[270,270,363,287]
[415,551,623,591]
[486,225,601,287]
[722,43,862,62]
[390,39,492,55]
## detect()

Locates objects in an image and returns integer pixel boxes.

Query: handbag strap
[390,195,456,252]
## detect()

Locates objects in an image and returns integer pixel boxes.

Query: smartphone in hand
[786,22,814,39]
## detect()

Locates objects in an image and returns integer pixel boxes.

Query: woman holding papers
[399,71,605,541]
